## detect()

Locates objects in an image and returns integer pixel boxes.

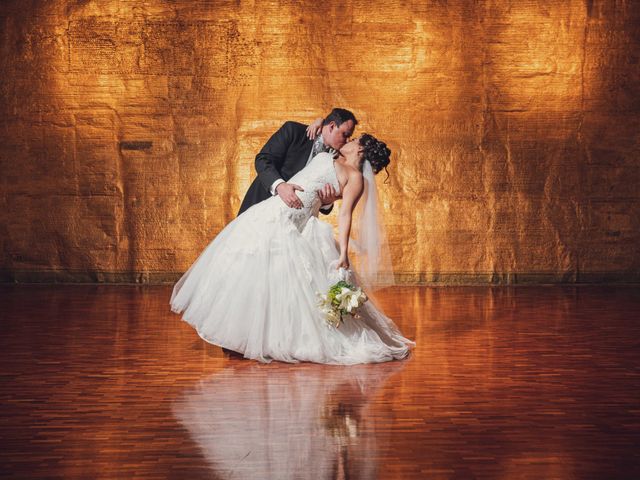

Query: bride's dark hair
[359,134,391,182]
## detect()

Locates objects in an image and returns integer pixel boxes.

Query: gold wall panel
[0,0,638,283]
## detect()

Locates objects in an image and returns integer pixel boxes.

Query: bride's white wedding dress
[170,152,415,364]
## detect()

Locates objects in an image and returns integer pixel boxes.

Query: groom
[238,108,358,216]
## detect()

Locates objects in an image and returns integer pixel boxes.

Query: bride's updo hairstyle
[359,133,391,181]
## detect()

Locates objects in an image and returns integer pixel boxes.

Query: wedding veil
[348,160,395,292]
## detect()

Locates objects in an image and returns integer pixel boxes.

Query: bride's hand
[318,183,339,206]
[305,117,323,140]
[337,254,349,270]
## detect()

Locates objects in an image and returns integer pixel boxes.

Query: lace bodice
[242,152,341,232]
[289,152,341,208]
[249,152,339,231]
[288,152,341,228]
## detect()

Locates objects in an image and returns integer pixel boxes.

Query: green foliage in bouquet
[317,280,368,328]
[328,281,352,314]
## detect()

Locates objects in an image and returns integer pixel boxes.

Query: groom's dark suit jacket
[238,121,333,216]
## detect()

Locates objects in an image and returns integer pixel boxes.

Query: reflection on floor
[1,285,639,478]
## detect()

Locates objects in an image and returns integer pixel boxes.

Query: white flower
[317,281,368,328]
[335,287,367,314]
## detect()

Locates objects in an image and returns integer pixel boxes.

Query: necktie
[306,136,334,166]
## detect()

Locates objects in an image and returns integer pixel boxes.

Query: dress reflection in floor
[172,362,406,479]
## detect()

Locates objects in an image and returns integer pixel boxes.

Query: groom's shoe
[222,347,243,358]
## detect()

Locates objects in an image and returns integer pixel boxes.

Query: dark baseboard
[0,270,182,284]
[393,271,640,285]
[1,269,639,285]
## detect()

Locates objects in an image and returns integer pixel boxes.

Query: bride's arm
[336,172,364,269]
[305,117,323,140]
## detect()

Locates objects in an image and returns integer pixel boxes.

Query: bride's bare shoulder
[344,166,364,192]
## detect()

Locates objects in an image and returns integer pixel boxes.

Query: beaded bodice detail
[265,152,341,231]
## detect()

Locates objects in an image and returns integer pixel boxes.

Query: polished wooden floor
[1,285,639,479]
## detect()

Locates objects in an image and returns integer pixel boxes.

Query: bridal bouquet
[317,280,368,328]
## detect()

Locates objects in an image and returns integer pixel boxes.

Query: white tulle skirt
[170,197,415,364]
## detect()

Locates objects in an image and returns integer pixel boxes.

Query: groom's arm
[255,122,296,194]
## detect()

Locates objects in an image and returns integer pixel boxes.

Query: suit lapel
[283,125,315,179]
[291,137,313,173]
[301,139,313,167]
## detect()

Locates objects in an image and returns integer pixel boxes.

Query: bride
[170,132,415,364]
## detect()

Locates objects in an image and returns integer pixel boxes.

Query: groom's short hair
[322,108,358,127]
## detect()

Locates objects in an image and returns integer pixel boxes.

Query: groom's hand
[318,183,339,206]
[276,182,304,209]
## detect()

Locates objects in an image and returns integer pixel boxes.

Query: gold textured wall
[1,0,638,284]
